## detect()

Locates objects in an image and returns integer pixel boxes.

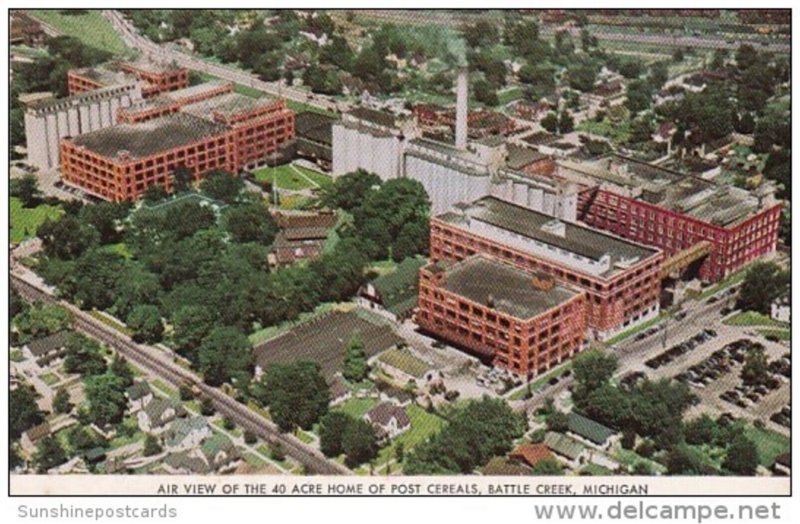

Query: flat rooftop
[71,64,131,86]
[122,57,183,75]
[182,92,274,120]
[564,155,763,226]
[165,80,231,102]
[432,256,580,320]
[70,113,229,160]
[295,111,335,145]
[347,107,397,128]
[438,196,657,266]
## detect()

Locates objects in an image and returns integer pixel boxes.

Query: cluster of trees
[737,261,790,315]
[11,36,111,151]
[319,411,378,468]
[321,170,431,262]
[571,349,760,475]
[404,397,525,474]
[251,361,330,432]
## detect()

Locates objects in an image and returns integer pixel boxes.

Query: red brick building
[417,255,588,379]
[428,197,663,340]
[60,113,235,202]
[60,82,296,201]
[68,59,189,98]
[559,155,781,282]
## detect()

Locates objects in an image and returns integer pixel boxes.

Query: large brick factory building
[426,196,664,341]
[559,155,781,282]
[417,255,588,379]
[59,79,295,201]
[68,58,190,98]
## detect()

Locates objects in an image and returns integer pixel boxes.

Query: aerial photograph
[8,8,791,492]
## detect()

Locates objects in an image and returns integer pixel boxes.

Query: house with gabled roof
[567,412,617,449]
[509,443,556,469]
[126,381,154,413]
[364,402,411,444]
[163,416,212,452]
[137,398,186,434]
[201,433,241,473]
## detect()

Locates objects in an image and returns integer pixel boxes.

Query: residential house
[24,331,69,365]
[20,421,52,455]
[200,433,241,473]
[126,381,154,413]
[358,257,425,320]
[544,431,586,468]
[163,416,212,452]
[328,375,352,407]
[269,210,338,267]
[137,398,187,434]
[567,412,617,449]
[771,294,790,323]
[509,443,556,470]
[481,456,533,476]
[364,402,411,444]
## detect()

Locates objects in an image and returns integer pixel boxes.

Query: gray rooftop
[182,92,274,120]
[164,80,231,101]
[433,255,581,320]
[70,113,229,160]
[438,196,657,265]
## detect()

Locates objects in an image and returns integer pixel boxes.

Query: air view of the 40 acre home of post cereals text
[7,6,792,498]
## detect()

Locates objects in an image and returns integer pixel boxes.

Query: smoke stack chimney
[455,68,468,150]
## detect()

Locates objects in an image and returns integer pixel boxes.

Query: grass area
[576,119,631,144]
[38,372,60,386]
[10,197,63,244]
[507,362,573,401]
[107,418,146,449]
[242,452,267,468]
[695,269,748,301]
[296,166,333,187]
[277,193,314,210]
[295,429,315,444]
[604,314,666,347]
[334,397,379,420]
[744,425,789,468]
[614,447,667,474]
[152,378,179,400]
[248,302,337,345]
[88,310,133,337]
[376,405,447,468]
[212,419,243,438]
[723,311,789,329]
[368,259,398,276]
[497,86,524,105]
[254,164,313,190]
[757,328,790,341]
[580,463,613,476]
[30,10,129,56]
[376,348,430,379]
[285,99,337,118]
[102,242,133,259]
[256,443,291,470]
[11,350,25,363]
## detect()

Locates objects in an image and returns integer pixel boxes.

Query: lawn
[38,372,60,386]
[376,405,447,467]
[744,426,789,468]
[30,10,129,56]
[10,197,63,244]
[576,119,631,144]
[11,350,26,363]
[88,309,133,337]
[757,328,790,341]
[253,163,331,191]
[152,378,179,400]
[277,194,314,210]
[334,398,379,420]
[497,86,524,105]
[723,311,789,329]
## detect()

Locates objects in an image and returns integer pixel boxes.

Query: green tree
[532,457,563,475]
[53,387,73,415]
[626,79,653,114]
[63,333,107,376]
[197,326,252,387]
[558,110,574,134]
[126,304,164,344]
[83,373,127,426]
[566,63,597,92]
[342,418,378,468]
[244,430,257,445]
[67,426,100,453]
[473,79,499,106]
[171,165,194,193]
[11,175,41,208]
[741,346,770,386]
[684,414,719,445]
[571,349,618,407]
[320,170,382,211]
[142,184,168,204]
[170,305,217,361]
[143,434,163,456]
[545,410,569,432]
[78,201,128,244]
[10,385,44,439]
[200,171,245,203]
[343,334,368,382]
[319,411,353,457]
[257,361,330,431]
[109,354,135,388]
[38,214,98,260]
[737,261,789,314]
[540,112,559,134]
[200,396,216,416]
[223,202,278,245]
[112,263,161,320]
[722,434,759,475]
[33,435,67,473]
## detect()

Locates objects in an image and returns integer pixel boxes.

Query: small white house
[364,402,411,444]
[137,398,186,434]
[771,295,790,323]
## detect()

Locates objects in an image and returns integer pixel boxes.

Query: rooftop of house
[544,431,585,461]
[436,196,657,268]
[367,256,425,310]
[365,402,411,428]
[70,113,229,160]
[562,155,764,227]
[126,380,152,401]
[481,456,533,476]
[143,398,186,427]
[26,331,69,357]
[426,255,580,320]
[163,416,209,448]
[200,433,238,466]
[509,443,555,468]
[567,412,616,445]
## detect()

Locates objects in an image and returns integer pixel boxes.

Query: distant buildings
[67,58,189,98]
[269,210,338,267]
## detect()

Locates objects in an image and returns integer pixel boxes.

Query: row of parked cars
[718,347,787,409]
[675,337,751,389]
[771,404,791,429]
[645,329,718,370]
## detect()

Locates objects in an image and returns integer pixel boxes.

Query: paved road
[11,269,349,476]
[100,10,347,114]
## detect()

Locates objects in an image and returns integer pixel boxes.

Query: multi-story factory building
[58,81,295,201]
[428,196,664,340]
[68,58,189,98]
[558,155,781,282]
[417,255,588,378]
[60,113,235,202]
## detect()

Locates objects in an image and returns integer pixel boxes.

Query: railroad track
[11,273,349,475]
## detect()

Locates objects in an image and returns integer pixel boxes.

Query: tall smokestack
[455,67,468,150]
